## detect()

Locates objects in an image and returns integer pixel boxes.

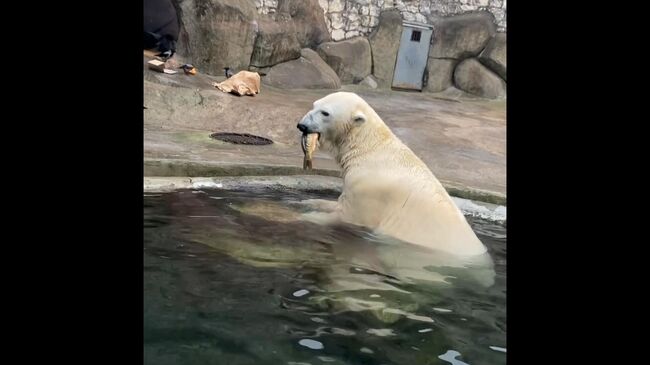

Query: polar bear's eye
[321,111,330,117]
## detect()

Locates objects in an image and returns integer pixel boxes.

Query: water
[144,188,506,365]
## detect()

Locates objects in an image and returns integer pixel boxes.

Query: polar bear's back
[341,138,486,256]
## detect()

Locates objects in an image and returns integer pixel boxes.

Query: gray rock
[250,19,301,68]
[264,48,341,89]
[277,0,331,48]
[175,0,258,75]
[173,0,331,76]
[479,32,506,80]
[368,10,403,88]
[317,37,372,84]
[430,12,496,59]
[248,65,272,76]
[424,58,457,93]
[453,58,506,99]
[359,75,378,89]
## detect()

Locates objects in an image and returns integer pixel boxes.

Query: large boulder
[144,0,179,37]
[249,19,301,68]
[453,58,506,99]
[429,12,496,59]
[173,0,329,76]
[359,75,378,89]
[317,37,372,84]
[368,10,403,88]
[424,58,457,93]
[174,0,258,75]
[277,0,331,48]
[479,33,506,80]
[143,0,180,55]
[264,48,341,89]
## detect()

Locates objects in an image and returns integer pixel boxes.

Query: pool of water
[144,188,506,365]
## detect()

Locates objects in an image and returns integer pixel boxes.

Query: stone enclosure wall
[173,0,506,98]
[257,0,507,41]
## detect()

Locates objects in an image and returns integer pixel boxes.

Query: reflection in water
[144,189,506,365]
[439,349,470,365]
[298,339,324,350]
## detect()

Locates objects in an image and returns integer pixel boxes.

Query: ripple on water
[438,350,469,365]
[489,346,507,353]
[293,289,310,297]
[366,328,396,337]
[298,339,324,350]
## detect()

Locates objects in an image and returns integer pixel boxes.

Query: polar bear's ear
[352,111,366,124]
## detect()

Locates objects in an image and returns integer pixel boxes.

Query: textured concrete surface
[144,60,506,203]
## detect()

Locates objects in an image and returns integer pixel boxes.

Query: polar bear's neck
[329,121,396,177]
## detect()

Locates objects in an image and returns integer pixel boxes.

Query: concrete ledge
[144,163,506,206]
[144,158,341,178]
[441,181,506,205]
[144,176,343,195]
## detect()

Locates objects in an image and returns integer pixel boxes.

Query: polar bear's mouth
[301,132,321,143]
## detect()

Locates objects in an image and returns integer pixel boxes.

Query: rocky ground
[144,55,506,204]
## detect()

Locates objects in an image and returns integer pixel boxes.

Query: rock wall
[174,0,330,75]
[168,0,505,98]
[256,0,506,41]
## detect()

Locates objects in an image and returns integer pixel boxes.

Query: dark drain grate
[210,132,273,145]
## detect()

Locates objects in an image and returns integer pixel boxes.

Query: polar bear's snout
[297,123,309,133]
[297,112,320,134]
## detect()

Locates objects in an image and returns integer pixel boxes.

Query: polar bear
[297,92,487,256]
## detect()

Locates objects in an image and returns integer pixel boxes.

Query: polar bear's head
[296,92,389,149]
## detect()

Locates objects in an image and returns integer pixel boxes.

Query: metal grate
[210,132,274,145]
